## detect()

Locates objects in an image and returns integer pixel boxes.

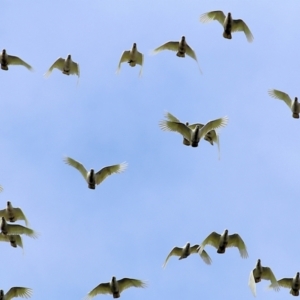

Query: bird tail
[191,141,199,147]
[1,65,8,70]
[293,113,299,118]
[88,184,96,189]
[176,51,185,57]
[290,289,299,296]
[113,292,120,298]
[223,31,232,39]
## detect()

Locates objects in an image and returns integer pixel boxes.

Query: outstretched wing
[268,89,292,109]
[118,278,147,293]
[248,269,256,296]
[7,55,33,71]
[164,112,181,123]
[159,120,191,141]
[85,282,111,299]
[227,233,248,258]
[152,41,179,54]
[5,287,32,300]
[262,267,280,291]
[276,278,293,289]
[63,157,88,181]
[162,247,182,268]
[190,245,212,265]
[116,50,131,74]
[7,224,39,239]
[95,162,128,185]
[136,51,144,77]
[44,58,65,77]
[232,19,254,43]
[198,117,228,140]
[198,232,221,253]
[185,45,202,73]
[14,208,29,227]
[199,10,226,25]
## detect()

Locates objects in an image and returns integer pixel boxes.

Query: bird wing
[227,233,248,258]
[185,45,203,73]
[85,283,111,299]
[0,209,6,218]
[268,89,293,109]
[232,19,254,43]
[63,157,88,181]
[0,232,9,242]
[199,10,226,25]
[71,61,80,77]
[198,117,228,140]
[152,41,179,54]
[276,278,292,289]
[7,224,38,239]
[248,269,256,297]
[164,112,181,123]
[116,51,131,74]
[13,235,23,249]
[7,55,33,71]
[215,132,221,160]
[95,162,128,185]
[159,120,191,141]
[190,245,212,265]
[118,278,147,293]
[136,51,144,77]
[162,247,182,268]
[44,58,65,77]
[13,208,29,227]
[198,232,221,252]
[262,267,280,291]
[5,287,32,300]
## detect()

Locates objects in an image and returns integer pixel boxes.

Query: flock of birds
[0,7,299,300]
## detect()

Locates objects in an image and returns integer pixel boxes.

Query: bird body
[276,272,300,296]
[116,43,144,77]
[63,157,128,189]
[163,242,212,268]
[0,202,29,226]
[249,259,280,296]
[85,276,147,299]
[0,49,33,71]
[200,11,253,42]
[0,287,32,300]
[197,229,248,258]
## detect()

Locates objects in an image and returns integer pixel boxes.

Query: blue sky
[0,0,299,299]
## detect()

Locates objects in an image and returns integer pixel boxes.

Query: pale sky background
[0,0,299,299]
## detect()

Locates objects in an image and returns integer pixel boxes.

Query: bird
[85,276,147,299]
[44,54,80,79]
[162,242,212,268]
[162,112,222,159]
[116,43,144,77]
[274,272,300,296]
[0,217,38,239]
[152,36,202,73]
[0,186,2,192]
[0,201,29,226]
[0,49,33,71]
[0,287,32,300]
[197,229,248,258]
[0,232,23,249]
[159,113,228,148]
[199,11,254,42]
[268,89,300,118]
[248,259,280,297]
[63,157,128,189]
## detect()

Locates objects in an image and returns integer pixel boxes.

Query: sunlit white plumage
[0,232,23,249]
[162,242,212,268]
[274,272,300,296]
[85,276,147,299]
[160,113,228,148]
[197,229,248,258]
[63,157,128,189]
[44,54,80,79]
[0,49,33,71]
[152,36,202,73]
[0,201,29,226]
[0,217,38,239]
[200,11,253,42]
[116,43,144,77]
[249,259,280,297]
[268,89,300,118]
[0,288,32,300]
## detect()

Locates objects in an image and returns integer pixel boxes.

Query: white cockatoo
[0,288,32,300]
[0,232,23,249]
[200,11,253,42]
[63,157,128,189]
[248,259,280,297]
[268,89,300,118]
[85,276,147,299]
[0,49,33,71]
[162,242,212,268]
[275,272,300,296]
[197,229,248,258]
[0,201,29,226]
[0,217,38,239]
[116,43,144,77]
[152,36,202,73]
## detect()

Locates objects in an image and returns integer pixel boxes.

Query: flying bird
[85,276,147,299]
[44,54,80,79]
[0,232,23,249]
[160,113,228,148]
[268,89,300,118]
[0,201,29,226]
[0,49,33,71]
[0,217,38,239]
[116,43,144,77]
[200,11,254,42]
[274,272,300,296]
[0,287,32,300]
[63,157,128,189]
[162,242,212,268]
[248,259,280,297]
[197,229,248,258]
[152,36,202,73]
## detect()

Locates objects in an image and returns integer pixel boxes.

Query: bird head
[0,290,3,297]
[296,272,300,278]
[295,97,298,103]
[90,169,94,176]
[256,259,261,266]
[181,36,185,41]
[2,49,6,55]
[7,201,11,207]
[67,54,71,60]
[133,43,137,48]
